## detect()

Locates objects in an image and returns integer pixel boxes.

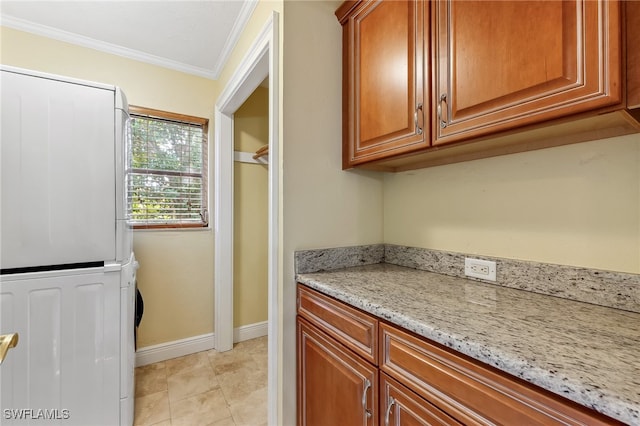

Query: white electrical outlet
[464,258,497,282]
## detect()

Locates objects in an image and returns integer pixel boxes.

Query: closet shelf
[234,146,269,165]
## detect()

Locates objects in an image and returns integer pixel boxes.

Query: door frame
[213,11,279,425]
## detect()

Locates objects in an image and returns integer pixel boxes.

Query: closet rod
[253,144,269,160]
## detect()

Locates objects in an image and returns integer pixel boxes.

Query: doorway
[213,11,279,426]
[233,85,269,338]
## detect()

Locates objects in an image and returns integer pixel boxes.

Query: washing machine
[120,253,139,426]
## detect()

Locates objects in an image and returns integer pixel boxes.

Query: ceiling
[0,0,258,80]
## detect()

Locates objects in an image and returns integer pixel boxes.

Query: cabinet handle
[0,333,19,365]
[414,103,423,135]
[437,93,447,129]
[362,378,372,418]
[384,397,396,426]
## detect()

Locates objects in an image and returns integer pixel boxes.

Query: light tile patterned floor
[134,336,268,426]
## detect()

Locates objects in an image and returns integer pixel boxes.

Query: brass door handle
[0,333,19,365]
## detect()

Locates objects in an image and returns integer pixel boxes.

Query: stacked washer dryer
[0,65,137,425]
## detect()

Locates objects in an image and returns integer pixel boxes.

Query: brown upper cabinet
[336,0,640,172]
[434,0,621,143]
[336,0,429,169]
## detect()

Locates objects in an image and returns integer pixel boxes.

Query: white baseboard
[135,333,215,367]
[135,321,268,367]
[234,320,268,342]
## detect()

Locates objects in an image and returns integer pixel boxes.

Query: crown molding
[1,15,219,80]
[211,0,258,79]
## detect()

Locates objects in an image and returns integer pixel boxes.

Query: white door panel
[0,269,120,425]
[1,70,116,269]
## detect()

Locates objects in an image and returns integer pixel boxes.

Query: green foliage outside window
[128,107,208,228]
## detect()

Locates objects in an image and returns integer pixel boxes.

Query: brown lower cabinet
[379,323,621,426]
[297,318,378,426]
[297,283,622,426]
[381,373,460,426]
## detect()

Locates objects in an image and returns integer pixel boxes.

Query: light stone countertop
[296,263,640,425]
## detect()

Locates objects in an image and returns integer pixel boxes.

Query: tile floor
[133,336,268,426]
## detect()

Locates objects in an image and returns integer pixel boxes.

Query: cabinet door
[381,373,461,426]
[0,270,120,426]
[340,0,428,168]
[297,317,377,426]
[433,0,622,145]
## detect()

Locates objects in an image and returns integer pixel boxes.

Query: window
[128,106,208,229]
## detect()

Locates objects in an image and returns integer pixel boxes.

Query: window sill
[131,223,210,231]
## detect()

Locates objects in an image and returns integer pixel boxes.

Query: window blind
[128,107,208,228]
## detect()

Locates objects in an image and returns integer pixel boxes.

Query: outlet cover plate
[464,258,497,282]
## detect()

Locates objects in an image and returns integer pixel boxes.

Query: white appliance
[0,65,136,425]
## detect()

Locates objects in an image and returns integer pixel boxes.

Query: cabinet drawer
[380,323,619,426]
[297,284,378,364]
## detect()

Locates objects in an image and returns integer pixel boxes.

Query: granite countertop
[296,263,640,425]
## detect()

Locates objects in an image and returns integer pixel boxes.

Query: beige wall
[281,1,384,424]
[133,231,214,344]
[384,134,640,274]
[1,26,217,348]
[216,1,283,87]
[233,87,269,327]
